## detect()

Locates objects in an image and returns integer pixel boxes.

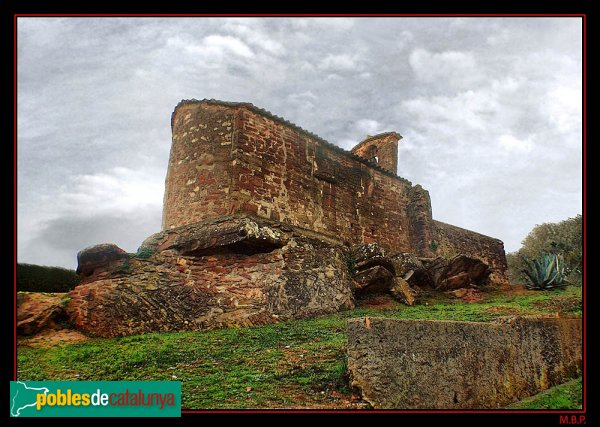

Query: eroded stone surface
[17,293,67,335]
[423,255,492,290]
[76,243,129,277]
[347,317,582,409]
[68,218,355,337]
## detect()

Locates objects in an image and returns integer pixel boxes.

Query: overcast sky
[17,17,583,269]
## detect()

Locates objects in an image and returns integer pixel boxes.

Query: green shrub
[521,254,567,290]
[135,246,155,259]
[17,263,80,292]
[430,240,438,252]
[508,215,582,285]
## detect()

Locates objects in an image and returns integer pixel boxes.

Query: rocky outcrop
[348,247,492,306]
[76,243,129,277]
[67,216,354,337]
[347,316,582,409]
[349,244,419,306]
[17,293,68,335]
[58,216,497,338]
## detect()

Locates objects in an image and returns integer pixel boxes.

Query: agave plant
[521,253,567,290]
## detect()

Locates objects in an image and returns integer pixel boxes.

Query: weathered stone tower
[162,99,506,274]
[63,98,509,338]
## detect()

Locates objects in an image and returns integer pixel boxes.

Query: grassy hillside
[17,286,582,409]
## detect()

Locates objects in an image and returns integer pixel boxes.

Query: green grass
[17,286,582,409]
[508,378,583,409]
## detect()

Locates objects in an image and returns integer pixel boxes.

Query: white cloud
[401,89,498,132]
[543,85,582,133]
[166,34,254,62]
[221,19,285,55]
[497,134,534,153]
[17,17,582,266]
[355,119,383,136]
[57,167,164,218]
[319,54,361,71]
[408,48,483,88]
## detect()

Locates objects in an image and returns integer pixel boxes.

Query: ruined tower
[162,99,507,277]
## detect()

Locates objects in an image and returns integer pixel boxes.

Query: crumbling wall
[347,317,582,409]
[163,100,507,278]
[350,132,400,173]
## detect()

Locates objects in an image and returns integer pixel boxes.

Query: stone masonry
[347,317,582,409]
[59,99,511,337]
[163,99,508,277]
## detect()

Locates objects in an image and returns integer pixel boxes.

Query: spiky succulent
[521,253,567,290]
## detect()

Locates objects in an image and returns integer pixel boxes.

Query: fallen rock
[76,243,129,277]
[352,265,394,293]
[389,277,417,306]
[423,255,491,290]
[390,253,432,288]
[349,243,388,271]
[17,293,68,335]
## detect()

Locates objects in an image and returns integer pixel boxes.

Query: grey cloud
[18,17,582,268]
[22,212,162,270]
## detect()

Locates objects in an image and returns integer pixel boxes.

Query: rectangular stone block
[347,317,582,409]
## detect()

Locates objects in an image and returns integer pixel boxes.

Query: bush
[507,215,582,285]
[135,246,155,259]
[17,263,81,292]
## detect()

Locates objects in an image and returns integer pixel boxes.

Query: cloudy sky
[17,17,583,269]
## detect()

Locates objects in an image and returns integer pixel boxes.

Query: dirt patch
[445,288,484,303]
[272,385,369,409]
[533,297,582,314]
[356,293,396,308]
[485,306,523,315]
[18,329,89,348]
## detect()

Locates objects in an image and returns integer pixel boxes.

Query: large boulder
[423,255,492,290]
[349,244,418,306]
[68,218,355,337]
[76,243,129,277]
[390,253,432,288]
[349,243,388,271]
[352,265,394,293]
[17,292,68,335]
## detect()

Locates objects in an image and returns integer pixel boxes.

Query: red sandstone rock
[67,218,355,337]
[163,100,508,281]
[424,255,492,291]
[63,99,510,338]
[17,292,67,335]
[76,243,129,277]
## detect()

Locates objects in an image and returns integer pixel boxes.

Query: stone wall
[347,317,582,409]
[350,132,400,173]
[164,101,421,254]
[164,100,506,272]
[162,103,236,230]
[231,105,417,253]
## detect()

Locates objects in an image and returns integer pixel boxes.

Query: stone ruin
[19,99,510,338]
